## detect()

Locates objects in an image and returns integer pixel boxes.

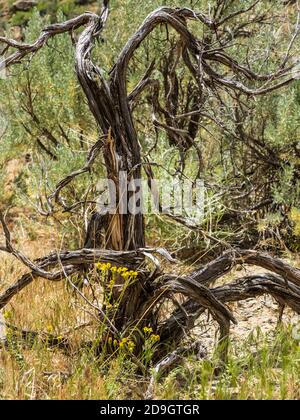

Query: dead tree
[1,1,300,367]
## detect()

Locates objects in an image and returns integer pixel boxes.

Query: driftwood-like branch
[212,273,300,313]
[2,2,298,246]
[0,12,99,68]
[1,324,71,353]
[145,340,207,400]
[165,275,236,362]
[146,268,300,393]
[1,1,300,368]
[158,272,300,352]
[190,249,300,287]
[0,221,174,310]
[1,219,300,363]
[0,210,78,281]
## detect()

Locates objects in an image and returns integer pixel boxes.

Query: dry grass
[0,215,300,400]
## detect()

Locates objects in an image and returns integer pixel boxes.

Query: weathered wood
[1,1,300,365]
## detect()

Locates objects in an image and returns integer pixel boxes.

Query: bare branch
[48,136,104,207]
[217,1,260,27]
[0,13,98,68]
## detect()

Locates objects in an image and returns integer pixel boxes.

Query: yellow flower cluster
[108,336,135,352]
[3,310,12,320]
[143,326,160,342]
[143,326,153,335]
[96,262,112,271]
[119,337,128,348]
[96,262,138,280]
[108,337,119,348]
[150,334,160,342]
[108,279,115,290]
[46,325,54,333]
[120,338,136,353]
[127,341,136,352]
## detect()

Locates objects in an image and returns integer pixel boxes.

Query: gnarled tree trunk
[1,0,300,368]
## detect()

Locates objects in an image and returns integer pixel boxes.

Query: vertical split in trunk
[102,128,145,251]
[75,14,145,253]
[74,12,147,342]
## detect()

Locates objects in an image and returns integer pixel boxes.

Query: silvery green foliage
[292,317,300,340]
[0,312,6,343]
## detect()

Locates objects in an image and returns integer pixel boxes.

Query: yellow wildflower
[96,262,112,271]
[3,310,12,320]
[129,271,138,278]
[122,272,130,280]
[108,279,115,289]
[143,326,153,335]
[150,334,160,342]
[46,325,54,333]
[119,337,128,348]
[127,341,136,352]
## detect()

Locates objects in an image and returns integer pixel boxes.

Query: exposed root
[1,324,71,354]
[145,341,208,400]
[1,238,300,366]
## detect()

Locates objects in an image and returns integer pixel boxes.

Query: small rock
[10,26,23,41]
[10,1,37,13]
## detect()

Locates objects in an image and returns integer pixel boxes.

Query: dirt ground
[195,264,300,354]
